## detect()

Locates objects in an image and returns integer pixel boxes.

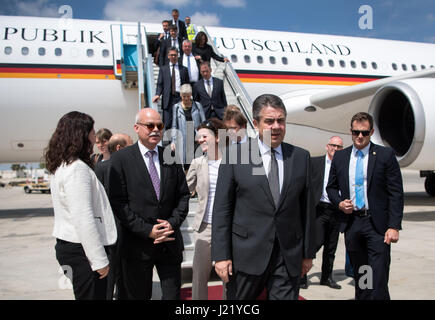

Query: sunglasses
[351,130,371,137]
[328,143,343,149]
[137,122,164,130]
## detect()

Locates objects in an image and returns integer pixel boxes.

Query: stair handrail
[198,26,255,131]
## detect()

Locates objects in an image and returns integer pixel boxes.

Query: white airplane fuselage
[1,15,435,169]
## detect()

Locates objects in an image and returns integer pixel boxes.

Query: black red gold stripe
[0,63,116,79]
[236,69,386,86]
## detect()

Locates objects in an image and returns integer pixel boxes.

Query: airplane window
[350,60,356,68]
[231,54,238,63]
[4,47,12,55]
[270,56,276,64]
[102,49,110,58]
[21,47,29,56]
[257,56,264,64]
[38,47,46,56]
[328,59,334,67]
[87,49,94,57]
[421,65,426,69]
[371,62,378,69]
[305,58,312,66]
[55,48,62,56]
[339,60,346,68]
[392,63,398,70]
[411,64,417,71]
[402,64,407,71]
[244,55,250,63]
[317,59,323,67]
[361,61,367,69]
[282,57,288,65]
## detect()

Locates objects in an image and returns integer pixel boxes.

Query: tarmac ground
[0,169,434,300]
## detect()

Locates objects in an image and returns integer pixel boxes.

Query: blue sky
[1,0,435,43]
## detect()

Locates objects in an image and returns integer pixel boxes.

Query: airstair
[111,23,255,270]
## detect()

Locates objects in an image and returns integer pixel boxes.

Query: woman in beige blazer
[186,118,227,300]
[45,111,117,300]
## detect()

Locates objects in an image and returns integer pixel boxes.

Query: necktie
[268,149,280,207]
[206,79,212,97]
[355,150,365,210]
[187,55,191,78]
[172,38,176,47]
[146,151,160,200]
[171,64,176,95]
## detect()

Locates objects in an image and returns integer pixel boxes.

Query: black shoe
[299,275,308,289]
[320,277,342,289]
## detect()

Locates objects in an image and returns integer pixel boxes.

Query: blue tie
[355,150,365,210]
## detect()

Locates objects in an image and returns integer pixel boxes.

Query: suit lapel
[249,140,275,207]
[132,143,156,196]
[157,146,166,201]
[277,143,294,210]
[343,147,352,198]
[367,143,377,190]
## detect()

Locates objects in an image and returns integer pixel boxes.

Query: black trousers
[345,215,391,300]
[119,246,181,300]
[314,202,341,279]
[55,239,108,300]
[226,239,300,300]
[163,93,181,129]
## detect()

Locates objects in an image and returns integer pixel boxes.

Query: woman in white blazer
[186,118,227,300]
[44,111,117,300]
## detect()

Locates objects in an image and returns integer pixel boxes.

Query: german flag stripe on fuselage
[236,69,386,86]
[0,63,116,79]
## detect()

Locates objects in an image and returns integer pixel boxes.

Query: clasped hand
[149,219,175,244]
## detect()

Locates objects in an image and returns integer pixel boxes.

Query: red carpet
[181,285,305,300]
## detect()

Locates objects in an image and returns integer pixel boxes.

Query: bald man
[108,108,190,300]
[300,136,344,290]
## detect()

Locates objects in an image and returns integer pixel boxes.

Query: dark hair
[162,20,170,24]
[172,8,179,14]
[223,105,247,128]
[351,112,373,130]
[199,61,211,69]
[252,94,287,121]
[197,118,229,146]
[169,25,178,32]
[194,31,207,45]
[96,128,112,142]
[168,46,179,54]
[44,111,95,174]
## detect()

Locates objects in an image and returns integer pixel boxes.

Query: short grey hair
[252,94,287,121]
[180,83,192,95]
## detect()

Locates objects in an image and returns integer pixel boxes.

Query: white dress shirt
[203,159,222,224]
[182,53,199,82]
[349,143,370,210]
[138,140,161,179]
[51,160,117,271]
[319,156,332,203]
[169,62,181,94]
[258,138,284,193]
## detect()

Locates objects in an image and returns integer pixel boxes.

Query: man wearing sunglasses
[108,108,190,299]
[300,136,344,290]
[326,112,403,300]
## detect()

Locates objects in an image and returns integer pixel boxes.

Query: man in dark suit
[300,136,344,290]
[94,133,133,300]
[152,47,190,130]
[108,108,190,300]
[171,8,187,40]
[159,25,183,67]
[211,94,316,300]
[193,61,227,120]
[326,112,403,300]
[181,39,201,86]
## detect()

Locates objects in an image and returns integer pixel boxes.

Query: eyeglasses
[136,122,164,130]
[351,130,371,137]
[328,143,343,149]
